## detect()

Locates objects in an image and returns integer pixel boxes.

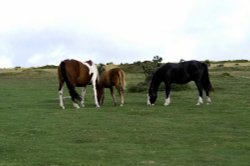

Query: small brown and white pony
[97,67,126,106]
[58,59,100,109]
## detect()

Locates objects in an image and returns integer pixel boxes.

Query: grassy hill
[0,61,250,166]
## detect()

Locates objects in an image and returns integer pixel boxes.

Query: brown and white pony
[97,67,126,106]
[58,59,100,109]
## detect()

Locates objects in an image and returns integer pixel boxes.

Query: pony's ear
[86,60,93,66]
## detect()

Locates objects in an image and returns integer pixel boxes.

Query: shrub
[128,82,148,93]
[15,66,21,70]
[172,84,191,91]
[128,82,191,93]
[204,60,211,67]
[221,72,232,77]
[216,64,224,68]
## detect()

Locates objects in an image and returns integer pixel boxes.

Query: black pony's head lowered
[147,60,213,106]
[147,88,157,105]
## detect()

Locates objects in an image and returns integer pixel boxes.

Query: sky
[0,0,250,68]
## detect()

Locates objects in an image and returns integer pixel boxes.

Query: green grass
[0,66,250,166]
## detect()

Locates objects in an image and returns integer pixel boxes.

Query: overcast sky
[0,0,249,68]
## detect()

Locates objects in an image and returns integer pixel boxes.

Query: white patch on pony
[83,62,100,107]
[164,97,171,106]
[58,90,65,109]
[83,62,96,76]
[146,94,155,106]
[196,96,204,105]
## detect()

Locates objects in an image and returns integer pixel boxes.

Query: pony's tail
[59,61,82,101]
[118,70,126,91]
[201,63,213,92]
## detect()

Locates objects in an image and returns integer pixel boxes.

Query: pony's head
[147,88,157,105]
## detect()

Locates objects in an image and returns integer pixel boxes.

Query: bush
[204,60,211,67]
[128,82,191,93]
[128,82,148,93]
[172,84,191,91]
[216,64,224,68]
[15,66,21,70]
[221,72,232,77]
[37,65,57,69]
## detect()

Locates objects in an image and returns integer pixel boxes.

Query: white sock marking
[59,90,65,109]
[196,96,204,105]
[164,97,171,106]
[73,102,80,109]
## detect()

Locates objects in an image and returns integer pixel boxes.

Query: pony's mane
[149,67,163,91]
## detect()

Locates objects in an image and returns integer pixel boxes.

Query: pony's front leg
[81,87,87,107]
[116,86,124,107]
[164,97,171,106]
[92,82,100,108]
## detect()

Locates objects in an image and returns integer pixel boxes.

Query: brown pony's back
[100,68,125,89]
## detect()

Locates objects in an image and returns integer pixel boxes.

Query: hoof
[60,105,65,109]
[164,103,170,106]
[73,103,80,109]
[196,102,202,106]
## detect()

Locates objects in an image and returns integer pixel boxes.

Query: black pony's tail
[201,63,213,92]
[60,61,82,101]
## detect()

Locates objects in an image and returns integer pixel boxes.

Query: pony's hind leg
[206,96,212,105]
[81,87,87,107]
[58,84,65,109]
[195,81,204,105]
[205,89,212,105]
[116,86,124,107]
[110,87,117,106]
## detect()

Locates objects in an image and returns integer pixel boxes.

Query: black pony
[147,60,213,106]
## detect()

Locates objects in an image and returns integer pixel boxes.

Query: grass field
[0,63,250,166]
